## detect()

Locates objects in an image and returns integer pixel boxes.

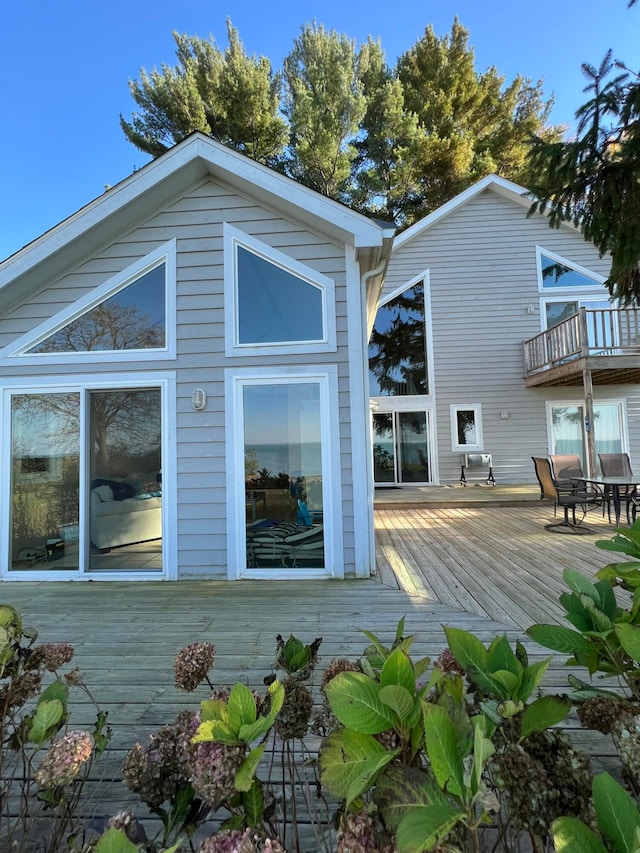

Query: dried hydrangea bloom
[1,671,43,710]
[32,643,75,672]
[275,678,313,740]
[433,648,464,675]
[174,641,216,692]
[122,712,198,809]
[35,730,93,788]
[199,829,286,853]
[336,810,396,853]
[320,658,360,692]
[191,740,246,809]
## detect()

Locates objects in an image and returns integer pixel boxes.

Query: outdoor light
[192,388,207,410]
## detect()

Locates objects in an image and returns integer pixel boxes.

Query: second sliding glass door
[373,410,432,485]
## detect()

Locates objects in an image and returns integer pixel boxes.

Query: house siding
[0,176,358,579]
[383,189,640,484]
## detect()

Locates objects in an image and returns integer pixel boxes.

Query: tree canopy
[121,17,561,226]
[527,47,640,304]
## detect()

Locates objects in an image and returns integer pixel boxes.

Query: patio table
[572,475,640,527]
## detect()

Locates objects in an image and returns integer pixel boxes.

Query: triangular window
[28,263,165,353]
[2,240,175,361]
[538,249,604,289]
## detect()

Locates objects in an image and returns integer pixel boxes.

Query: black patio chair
[532,456,600,534]
[598,452,637,524]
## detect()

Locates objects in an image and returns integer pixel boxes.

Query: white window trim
[545,398,629,457]
[225,365,343,580]
[450,403,484,452]
[0,240,177,364]
[536,245,607,292]
[0,372,177,581]
[369,270,435,404]
[223,223,336,357]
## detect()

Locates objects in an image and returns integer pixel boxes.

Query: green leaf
[38,679,69,707]
[395,617,406,643]
[413,656,431,681]
[487,635,521,676]
[243,778,264,828]
[595,580,618,620]
[234,744,265,792]
[0,605,20,629]
[28,699,64,744]
[517,657,553,702]
[465,668,511,700]
[320,730,397,807]
[361,629,390,662]
[471,716,495,796]
[381,647,416,693]
[396,805,464,853]
[238,680,284,743]
[200,699,229,723]
[227,683,257,732]
[95,828,139,853]
[423,704,464,798]
[490,669,521,696]
[374,766,445,831]
[551,817,608,853]
[520,695,571,740]
[325,672,395,734]
[526,624,592,655]
[192,719,238,744]
[593,772,640,853]
[615,623,640,663]
[443,626,488,673]
[379,685,415,722]
[564,569,601,604]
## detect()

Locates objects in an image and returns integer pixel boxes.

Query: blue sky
[0,0,637,262]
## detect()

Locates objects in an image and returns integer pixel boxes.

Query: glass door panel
[373,413,395,483]
[88,389,162,572]
[10,393,80,571]
[398,412,429,482]
[244,383,325,570]
[550,403,624,474]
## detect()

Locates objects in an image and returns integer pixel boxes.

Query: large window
[548,401,626,473]
[225,225,336,356]
[369,282,428,396]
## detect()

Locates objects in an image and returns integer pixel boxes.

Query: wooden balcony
[523,306,640,387]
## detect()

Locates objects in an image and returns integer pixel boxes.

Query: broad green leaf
[551,817,608,853]
[28,699,64,744]
[487,635,520,676]
[471,717,495,796]
[192,719,238,744]
[361,629,390,662]
[379,685,415,721]
[95,828,139,853]
[526,624,592,655]
[564,569,601,604]
[395,616,406,643]
[593,772,640,853]
[615,623,640,663]
[200,699,229,723]
[381,647,416,693]
[320,730,397,807]
[243,778,264,828]
[228,683,257,732]
[413,656,431,681]
[396,805,464,853]
[517,657,553,702]
[490,669,521,695]
[423,704,464,798]
[595,580,619,620]
[38,679,69,707]
[238,679,285,742]
[325,672,395,733]
[520,695,571,741]
[465,668,511,700]
[374,766,445,831]
[0,605,19,629]
[234,744,265,792]
[443,626,488,673]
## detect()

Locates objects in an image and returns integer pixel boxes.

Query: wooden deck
[2,503,621,842]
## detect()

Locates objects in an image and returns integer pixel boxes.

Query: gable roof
[0,133,394,313]
[392,174,563,252]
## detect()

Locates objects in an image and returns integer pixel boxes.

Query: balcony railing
[524,307,640,375]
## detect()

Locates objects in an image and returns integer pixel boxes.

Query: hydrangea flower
[35,730,93,788]
[174,641,215,692]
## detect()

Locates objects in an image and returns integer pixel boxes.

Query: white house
[369,175,640,487]
[0,133,393,581]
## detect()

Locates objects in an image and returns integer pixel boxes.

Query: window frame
[0,240,177,364]
[224,365,343,580]
[224,223,336,357]
[450,403,484,452]
[535,246,611,332]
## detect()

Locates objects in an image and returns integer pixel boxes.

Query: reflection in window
[546,301,578,328]
[369,283,428,396]
[451,404,483,451]
[551,403,623,472]
[10,393,80,570]
[244,382,324,569]
[540,254,601,289]
[457,411,477,446]
[237,247,324,345]
[28,263,166,353]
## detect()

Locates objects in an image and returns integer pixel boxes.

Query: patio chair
[598,452,637,523]
[531,456,599,534]
[549,454,584,487]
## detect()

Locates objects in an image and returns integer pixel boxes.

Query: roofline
[0,133,390,287]
[393,174,537,251]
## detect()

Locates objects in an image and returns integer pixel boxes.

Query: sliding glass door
[373,410,432,485]
[549,401,626,473]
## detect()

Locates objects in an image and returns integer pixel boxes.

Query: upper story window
[225,224,336,357]
[2,240,176,363]
[368,281,428,396]
[536,247,611,331]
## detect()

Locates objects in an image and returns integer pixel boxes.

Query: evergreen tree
[120,21,288,163]
[282,23,367,198]
[528,49,640,303]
